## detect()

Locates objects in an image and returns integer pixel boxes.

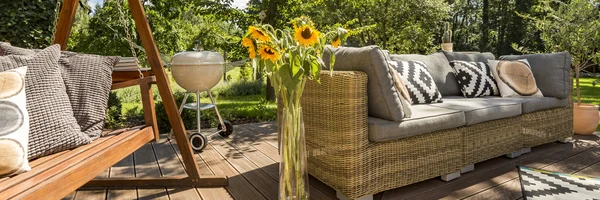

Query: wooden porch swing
[0,0,227,199]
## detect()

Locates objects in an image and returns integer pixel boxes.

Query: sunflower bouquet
[241,16,348,200]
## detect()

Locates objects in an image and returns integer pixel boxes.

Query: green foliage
[105,91,123,129]
[213,80,264,97]
[239,63,254,80]
[0,0,58,48]
[517,0,600,71]
[246,0,448,54]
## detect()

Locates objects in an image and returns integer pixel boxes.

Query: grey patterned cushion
[0,43,119,140]
[0,45,91,159]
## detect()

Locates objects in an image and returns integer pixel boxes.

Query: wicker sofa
[299,46,573,200]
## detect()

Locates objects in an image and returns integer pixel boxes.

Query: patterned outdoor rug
[518,166,600,199]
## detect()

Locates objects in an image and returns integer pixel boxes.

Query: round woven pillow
[0,139,25,175]
[497,61,539,96]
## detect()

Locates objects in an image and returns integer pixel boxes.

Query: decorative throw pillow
[387,63,412,118]
[0,45,91,159]
[388,60,443,104]
[488,59,543,97]
[449,60,500,98]
[0,67,30,177]
[0,43,119,140]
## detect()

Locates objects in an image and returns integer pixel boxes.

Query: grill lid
[171,51,225,66]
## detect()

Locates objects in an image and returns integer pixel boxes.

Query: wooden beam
[112,69,154,83]
[140,77,160,140]
[127,0,204,180]
[53,0,79,50]
[84,176,228,187]
[111,76,156,90]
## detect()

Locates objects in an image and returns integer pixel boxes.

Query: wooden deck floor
[66,122,600,200]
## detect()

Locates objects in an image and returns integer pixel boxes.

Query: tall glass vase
[279,105,309,200]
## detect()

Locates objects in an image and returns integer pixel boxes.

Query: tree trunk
[480,0,489,52]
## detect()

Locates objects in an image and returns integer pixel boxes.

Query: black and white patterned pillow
[450,61,499,98]
[388,60,443,104]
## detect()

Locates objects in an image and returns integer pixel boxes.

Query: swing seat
[0,0,228,198]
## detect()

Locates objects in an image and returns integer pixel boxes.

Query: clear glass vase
[279,106,309,200]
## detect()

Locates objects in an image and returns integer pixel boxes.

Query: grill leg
[196,90,202,133]
[208,89,226,130]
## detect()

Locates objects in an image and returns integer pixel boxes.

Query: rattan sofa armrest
[301,70,369,157]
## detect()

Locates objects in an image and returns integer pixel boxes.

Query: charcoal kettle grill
[168,50,233,151]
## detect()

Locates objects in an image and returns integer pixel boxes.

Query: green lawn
[574,77,600,105]
[574,77,600,131]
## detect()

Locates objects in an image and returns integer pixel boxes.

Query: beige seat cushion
[483,96,569,113]
[429,96,522,126]
[368,105,465,142]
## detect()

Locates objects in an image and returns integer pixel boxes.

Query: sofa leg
[521,147,532,154]
[558,137,573,143]
[506,150,522,158]
[461,164,474,173]
[440,170,461,182]
[336,190,373,200]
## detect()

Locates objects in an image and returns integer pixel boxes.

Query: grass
[574,77,600,105]
[573,77,600,131]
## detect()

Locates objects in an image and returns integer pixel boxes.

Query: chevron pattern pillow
[389,60,443,104]
[450,60,499,98]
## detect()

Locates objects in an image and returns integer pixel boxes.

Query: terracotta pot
[441,43,453,52]
[573,103,599,135]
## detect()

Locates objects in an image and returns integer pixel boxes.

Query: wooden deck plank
[465,137,600,200]
[168,137,233,200]
[107,154,138,199]
[133,143,169,200]
[242,122,279,148]
[210,134,283,200]
[151,138,202,200]
[432,138,600,200]
[226,125,333,200]
[198,139,267,200]
[381,142,562,200]
[73,189,107,200]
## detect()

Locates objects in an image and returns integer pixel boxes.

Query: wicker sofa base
[462,116,522,165]
[308,128,463,199]
[521,107,573,148]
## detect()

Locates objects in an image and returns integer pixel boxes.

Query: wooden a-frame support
[53,0,228,187]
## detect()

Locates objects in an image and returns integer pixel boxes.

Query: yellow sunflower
[331,37,341,48]
[241,38,256,59]
[249,26,270,42]
[258,45,280,62]
[294,25,320,46]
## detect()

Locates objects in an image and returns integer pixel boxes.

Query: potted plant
[241,16,348,199]
[515,0,600,134]
[441,22,453,52]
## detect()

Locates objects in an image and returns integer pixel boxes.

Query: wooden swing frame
[0,0,227,199]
